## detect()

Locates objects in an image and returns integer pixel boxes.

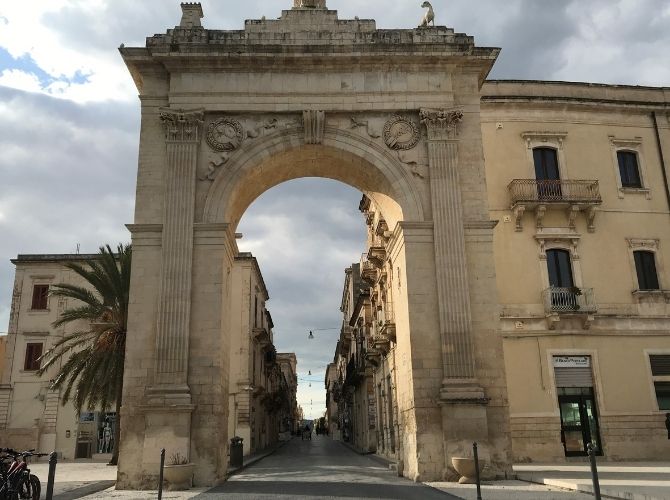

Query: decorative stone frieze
[420,108,463,141]
[383,115,420,150]
[349,116,381,139]
[303,110,325,144]
[206,117,244,152]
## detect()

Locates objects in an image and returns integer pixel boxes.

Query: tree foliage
[37,243,131,464]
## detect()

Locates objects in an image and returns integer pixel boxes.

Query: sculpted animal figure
[420,1,435,27]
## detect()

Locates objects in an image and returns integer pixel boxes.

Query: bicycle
[0,449,46,500]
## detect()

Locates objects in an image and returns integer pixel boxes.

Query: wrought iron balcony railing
[509,179,602,205]
[543,287,597,314]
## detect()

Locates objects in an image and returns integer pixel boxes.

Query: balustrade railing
[543,287,597,314]
[509,179,602,204]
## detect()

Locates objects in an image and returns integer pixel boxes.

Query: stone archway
[117,2,512,489]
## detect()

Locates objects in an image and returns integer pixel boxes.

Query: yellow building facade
[482,81,670,462]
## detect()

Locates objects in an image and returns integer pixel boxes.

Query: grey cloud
[0,87,138,331]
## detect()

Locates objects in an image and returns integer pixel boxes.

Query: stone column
[153,108,204,396]
[420,108,485,402]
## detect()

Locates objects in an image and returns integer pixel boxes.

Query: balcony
[360,253,379,284]
[543,287,597,329]
[371,333,391,355]
[508,179,602,232]
[367,247,386,268]
[253,327,271,346]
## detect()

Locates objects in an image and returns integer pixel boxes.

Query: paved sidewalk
[515,462,670,500]
[28,460,116,499]
[428,480,595,499]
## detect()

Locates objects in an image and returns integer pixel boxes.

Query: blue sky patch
[0,46,91,89]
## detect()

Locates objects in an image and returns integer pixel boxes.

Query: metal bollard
[473,442,483,500]
[587,443,602,500]
[158,448,165,500]
[45,451,57,500]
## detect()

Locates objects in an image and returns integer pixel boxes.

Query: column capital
[420,108,463,141]
[159,107,205,143]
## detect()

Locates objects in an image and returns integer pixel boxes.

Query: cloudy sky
[0,0,668,419]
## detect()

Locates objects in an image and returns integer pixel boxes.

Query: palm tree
[37,243,131,466]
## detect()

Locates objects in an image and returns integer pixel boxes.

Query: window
[654,383,670,410]
[617,151,642,188]
[533,148,561,181]
[634,251,660,290]
[31,285,49,310]
[547,249,574,288]
[650,355,670,410]
[24,343,43,371]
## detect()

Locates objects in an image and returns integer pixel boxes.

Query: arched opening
[235,178,364,440]
[202,129,424,228]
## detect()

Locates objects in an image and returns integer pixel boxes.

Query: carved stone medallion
[206,118,244,152]
[383,115,420,150]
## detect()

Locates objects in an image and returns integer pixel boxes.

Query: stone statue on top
[293,0,327,8]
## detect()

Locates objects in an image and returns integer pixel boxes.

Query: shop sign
[553,355,591,368]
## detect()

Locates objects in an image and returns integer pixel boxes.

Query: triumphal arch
[118,0,511,487]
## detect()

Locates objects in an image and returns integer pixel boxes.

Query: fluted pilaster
[155,108,204,388]
[421,108,485,402]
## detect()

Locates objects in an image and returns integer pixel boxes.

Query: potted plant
[163,451,195,491]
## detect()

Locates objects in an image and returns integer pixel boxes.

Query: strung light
[308,330,314,339]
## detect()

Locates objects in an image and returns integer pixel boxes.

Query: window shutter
[650,355,670,376]
[554,367,593,388]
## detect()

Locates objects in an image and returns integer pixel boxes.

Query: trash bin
[230,437,244,468]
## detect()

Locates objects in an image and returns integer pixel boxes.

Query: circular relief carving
[383,115,419,151]
[206,118,244,152]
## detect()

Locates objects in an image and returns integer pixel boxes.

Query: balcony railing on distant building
[508,179,602,205]
[543,287,597,315]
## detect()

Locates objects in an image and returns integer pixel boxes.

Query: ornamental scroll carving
[420,108,463,141]
[383,115,420,150]
[159,108,204,142]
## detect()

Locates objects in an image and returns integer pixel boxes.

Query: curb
[517,473,666,500]
[52,480,116,500]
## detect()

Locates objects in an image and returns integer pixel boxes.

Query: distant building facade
[0,254,111,459]
[0,252,297,462]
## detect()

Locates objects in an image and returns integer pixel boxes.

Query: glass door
[558,389,602,457]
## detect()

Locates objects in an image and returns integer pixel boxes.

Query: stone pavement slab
[515,463,670,500]
[427,480,596,500]
[197,436,456,499]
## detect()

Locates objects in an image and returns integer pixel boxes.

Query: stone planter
[163,463,195,490]
[451,457,479,484]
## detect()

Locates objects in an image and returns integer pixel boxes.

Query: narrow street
[195,436,457,499]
